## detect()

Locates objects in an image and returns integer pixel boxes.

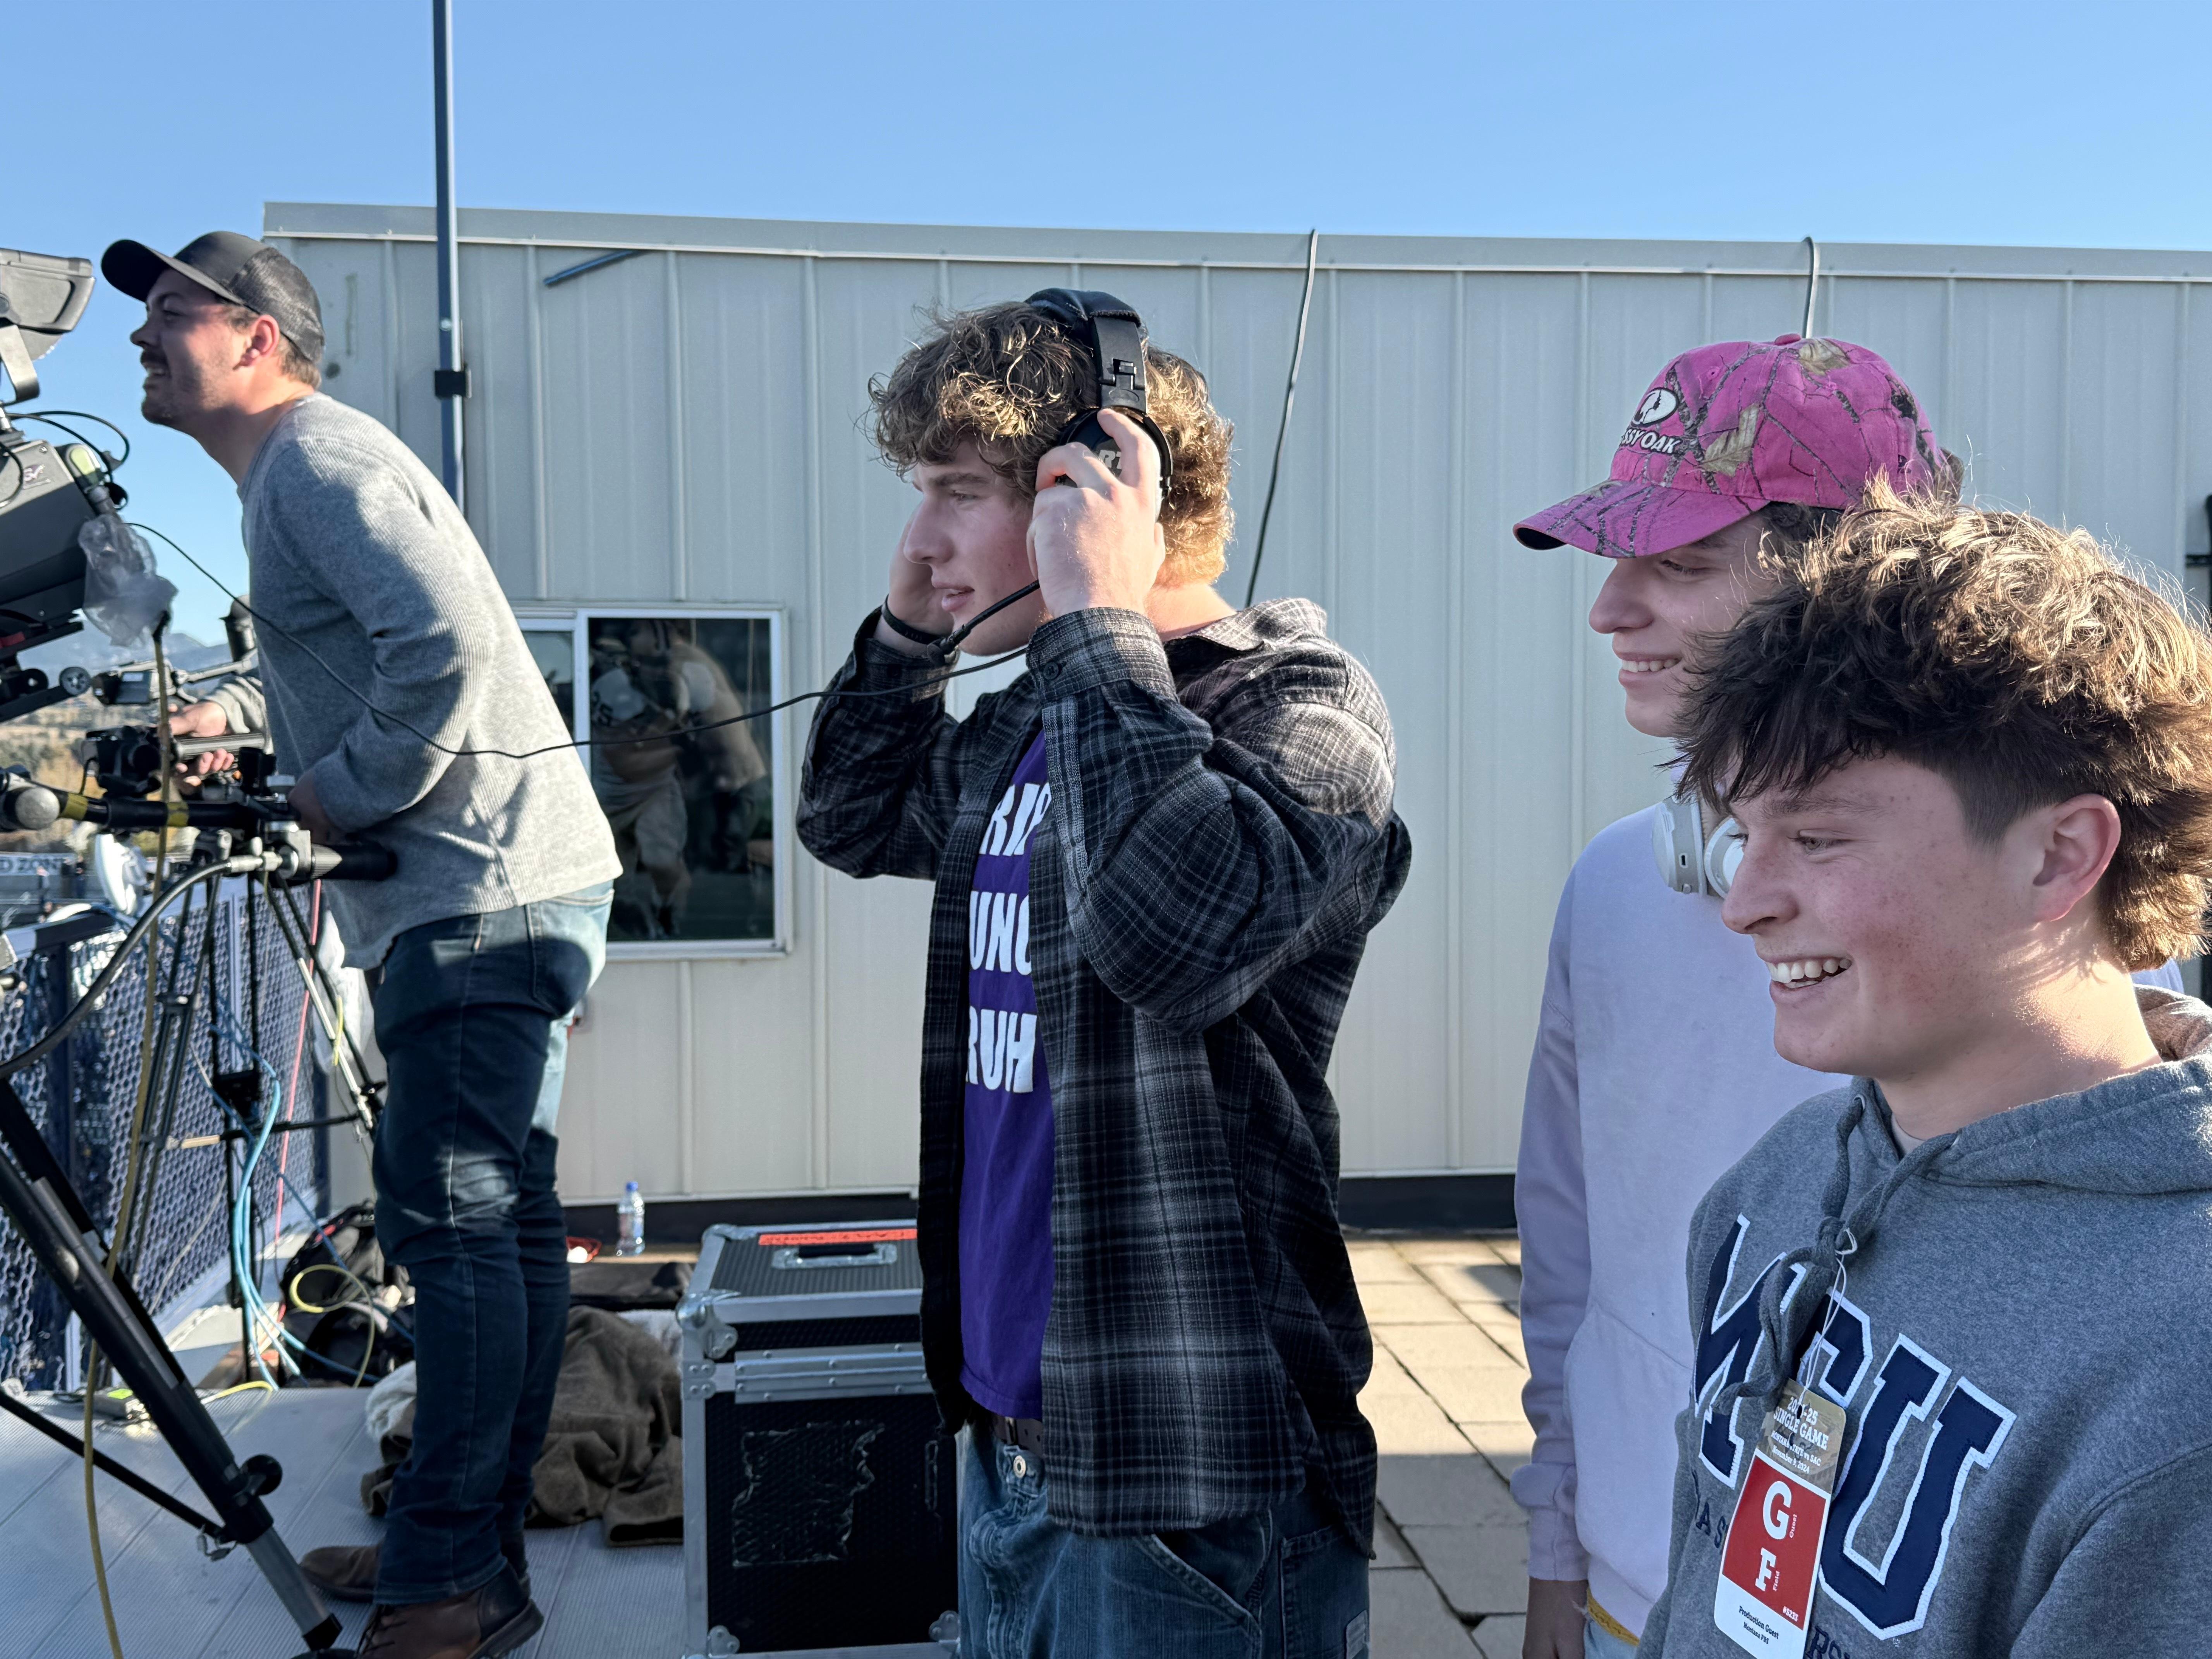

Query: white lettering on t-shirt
[986,893,1018,972]
[963,1005,1038,1094]
[1005,783,1052,856]
[977,1007,1008,1090]
[1004,1011,1036,1092]
[970,892,1035,977]
[982,783,1020,856]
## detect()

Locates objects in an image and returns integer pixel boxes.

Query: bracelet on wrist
[879,599,944,647]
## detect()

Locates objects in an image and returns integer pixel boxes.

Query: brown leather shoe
[355,1566,542,1659]
[300,1536,530,1603]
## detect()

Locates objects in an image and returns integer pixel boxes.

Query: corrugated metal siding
[267,205,2212,1200]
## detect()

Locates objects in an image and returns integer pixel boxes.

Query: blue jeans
[368,884,610,1605]
[958,1430,1370,1659]
[1585,1613,1640,1658]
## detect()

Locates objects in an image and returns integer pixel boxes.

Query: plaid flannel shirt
[797,599,1410,1543]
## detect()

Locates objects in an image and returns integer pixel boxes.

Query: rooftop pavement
[3,1231,1536,1656]
[1354,1231,1533,1659]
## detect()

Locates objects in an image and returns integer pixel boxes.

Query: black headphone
[914,290,1174,657]
[1024,287,1175,497]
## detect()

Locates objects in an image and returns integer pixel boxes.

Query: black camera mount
[0,729,396,886]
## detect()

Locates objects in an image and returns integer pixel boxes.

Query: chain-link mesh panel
[0,881,325,1388]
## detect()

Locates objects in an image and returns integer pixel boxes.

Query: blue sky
[14,0,2210,637]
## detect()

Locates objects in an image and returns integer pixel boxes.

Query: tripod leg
[0,1080,182,1384]
[0,1151,342,1654]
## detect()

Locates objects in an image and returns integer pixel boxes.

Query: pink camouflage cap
[1514,335,1945,558]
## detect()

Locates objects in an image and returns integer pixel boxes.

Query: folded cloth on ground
[568,1258,691,1310]
[620,1309,682,1357]
[363,1361,417,1444]
[362,1306,684,1545]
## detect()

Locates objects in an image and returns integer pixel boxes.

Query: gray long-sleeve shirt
[208,394,617,966]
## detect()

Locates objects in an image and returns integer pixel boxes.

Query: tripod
[0,850,392,1658]
[0,1074,343,1656]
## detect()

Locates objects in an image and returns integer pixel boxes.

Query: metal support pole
[432,0,467,510]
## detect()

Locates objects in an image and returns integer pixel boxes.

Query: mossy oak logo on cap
[1621,384,1686,456]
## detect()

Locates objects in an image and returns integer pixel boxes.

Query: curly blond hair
[1680,481,2212,969]
[868,301,1235,586]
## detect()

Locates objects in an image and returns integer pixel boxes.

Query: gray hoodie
[1645,986,2212,1657]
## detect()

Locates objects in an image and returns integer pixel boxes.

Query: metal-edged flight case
[677,1221,958,1659]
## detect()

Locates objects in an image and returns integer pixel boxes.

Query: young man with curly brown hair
[798,297,1410,1658]
[1642,488,2212,1656]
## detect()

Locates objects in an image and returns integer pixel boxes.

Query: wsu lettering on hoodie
[1645,986,2212,1657]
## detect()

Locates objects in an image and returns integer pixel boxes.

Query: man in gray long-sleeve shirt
[106,231,618,1659]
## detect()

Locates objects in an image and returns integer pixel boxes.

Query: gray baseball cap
[101,231,325,364]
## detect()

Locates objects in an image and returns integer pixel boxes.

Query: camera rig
[0,728,397,886]
[0,248,115,723]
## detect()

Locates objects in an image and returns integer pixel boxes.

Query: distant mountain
[20,630,236,676]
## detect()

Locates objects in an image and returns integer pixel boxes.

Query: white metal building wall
[264,203,2212,1204]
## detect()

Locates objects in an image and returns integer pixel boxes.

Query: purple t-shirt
[958,733,1054,1419]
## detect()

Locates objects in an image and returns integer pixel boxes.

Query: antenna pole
[432,0,466,510]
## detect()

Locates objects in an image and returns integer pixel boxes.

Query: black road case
[678,1222,958,1658]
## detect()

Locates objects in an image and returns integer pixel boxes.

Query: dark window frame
[516,605,788,958]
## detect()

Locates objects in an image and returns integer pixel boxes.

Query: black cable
[130,521,1027,763]
[0,862,234,1082]
[12,409,131,470]
[917,579,1042,659]
[1244,230,1322,610]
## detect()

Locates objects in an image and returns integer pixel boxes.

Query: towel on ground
[362,1305,684,1545]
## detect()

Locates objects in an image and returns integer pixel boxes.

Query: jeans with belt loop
[959,1427,1371,1659]
[367,883,610,1606]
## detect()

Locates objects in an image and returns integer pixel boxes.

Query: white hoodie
[1509,804,2179,1636]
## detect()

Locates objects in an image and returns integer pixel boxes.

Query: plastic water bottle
[617,1182,646,1257]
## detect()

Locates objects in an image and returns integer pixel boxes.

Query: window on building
[522,629,575,729]
[517,610,781,952]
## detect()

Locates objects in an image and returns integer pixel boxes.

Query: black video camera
[0,727,395,887]
[0,249,117,719]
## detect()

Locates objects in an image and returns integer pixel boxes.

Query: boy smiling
[1508,337,1954,1657]
[1643,489,2212,1656]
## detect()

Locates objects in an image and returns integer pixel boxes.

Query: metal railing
[0,886,323,1388]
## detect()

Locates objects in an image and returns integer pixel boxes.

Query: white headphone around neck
[1652,792,1743,898]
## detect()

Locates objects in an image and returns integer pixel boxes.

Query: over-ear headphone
[1653,791,1743,898]
[922,290,1175,658]
[1024,288,1176,496]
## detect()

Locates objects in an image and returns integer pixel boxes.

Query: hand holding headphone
[1028,406,1168,614]
[911,288,1174,659]
[1653,790,1744,898]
